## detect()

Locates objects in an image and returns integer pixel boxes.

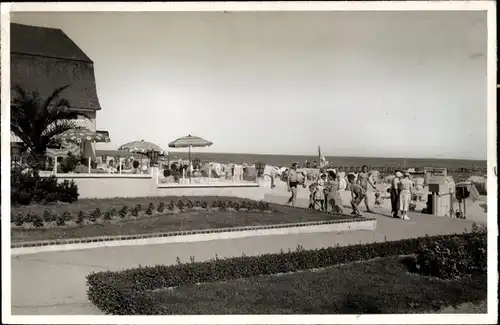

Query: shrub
[157,202,165,213]
[201,201,208,209]
[14,214,24,226]
[56,215,66,226]
[91,208,102,220]
[10,168,80,205]
[145,203,154,216]
[104,212,112,220]
[62,211,72,221]
[42,208,53,223]
[131,206,140,217]
[57,180,79,203]
[86,231,486,315]
[218,200,227,211]
[414,224,487,279]
[119,205,128,218]
[24,212,36,224]
[176,200,184,210]
[167,201,175,211]
[76,211,85,224]
[88,214,97,223]
[194,200,202,208]
[240,200,249,210]
[12,213,23,224]
[32,215,44,228]
[186,200,194,209]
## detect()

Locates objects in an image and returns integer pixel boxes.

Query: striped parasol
[54,127,111,144]
[168,134,213,149]
[168,134,213,183]
[118,140,165,155]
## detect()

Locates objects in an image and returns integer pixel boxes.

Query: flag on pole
[318,146,326,168]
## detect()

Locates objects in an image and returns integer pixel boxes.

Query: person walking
[399,171,413,220]
[348,174,366,216]
[390,171,403,218]
[357,165,377,213]
[286,162,300,208]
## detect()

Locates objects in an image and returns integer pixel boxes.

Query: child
[325,171,343,213]
[308,182,317,209]
[347,174,366,216]
[315,174,327,211]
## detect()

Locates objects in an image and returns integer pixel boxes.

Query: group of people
[389,170,414,220]
[285,163,414,219]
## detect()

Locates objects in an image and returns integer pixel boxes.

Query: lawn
[144,256,487,314]
[11,196,353,243]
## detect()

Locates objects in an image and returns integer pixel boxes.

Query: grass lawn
[145,256,487,314]
[11,196,352,243]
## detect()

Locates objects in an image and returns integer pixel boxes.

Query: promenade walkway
[12,211,480,315]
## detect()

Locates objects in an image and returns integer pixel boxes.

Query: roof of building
[10,23,92,63]
[10,23,101,111]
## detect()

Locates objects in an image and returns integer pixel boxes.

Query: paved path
[11,196,481,315]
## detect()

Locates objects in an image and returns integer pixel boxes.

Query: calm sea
[166,152,486,169]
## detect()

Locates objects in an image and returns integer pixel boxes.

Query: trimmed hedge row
[86,230,487,315]
[11,199,273,228]
[415,224,487,279]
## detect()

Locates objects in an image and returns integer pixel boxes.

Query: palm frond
[42,84,71,113]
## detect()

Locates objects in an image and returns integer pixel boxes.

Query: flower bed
[86,230,487,315]
[11,198,274,229]
[11,197,351,243]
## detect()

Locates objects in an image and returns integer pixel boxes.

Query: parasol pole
[189,144,192,184]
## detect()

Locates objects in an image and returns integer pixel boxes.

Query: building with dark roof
[10,23,101,111]
[10,23,107,158]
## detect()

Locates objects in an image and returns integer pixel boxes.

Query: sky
[11,10,488,160]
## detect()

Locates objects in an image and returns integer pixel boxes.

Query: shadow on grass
[340,293,383,314]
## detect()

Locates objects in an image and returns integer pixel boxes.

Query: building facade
[10,23,105,158]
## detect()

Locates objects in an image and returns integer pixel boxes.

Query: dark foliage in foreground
[86,230,487,315]
[11,168,79,206]
[145,256,486,314]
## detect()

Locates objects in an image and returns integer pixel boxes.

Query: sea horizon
[164,151,487,169]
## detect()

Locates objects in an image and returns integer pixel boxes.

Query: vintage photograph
[1,2,496,322]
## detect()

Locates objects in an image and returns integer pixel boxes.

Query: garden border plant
[86,227,487,315]
[11,199,276,230]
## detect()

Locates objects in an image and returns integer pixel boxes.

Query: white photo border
[1,1,497,324]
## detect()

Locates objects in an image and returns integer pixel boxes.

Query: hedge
[86,230,487,315]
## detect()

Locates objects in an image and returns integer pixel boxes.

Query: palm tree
[10,84,91,169]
